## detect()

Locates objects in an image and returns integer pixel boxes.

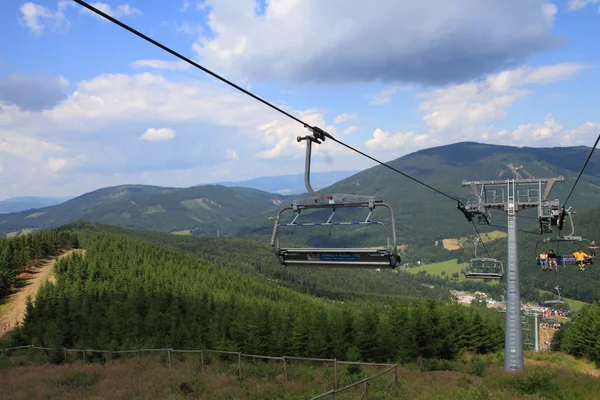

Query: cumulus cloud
[367,86,410,105]
[19,2,141,35]
[333,113,357,124]
[0,74,69,111]
[19,2,70,35]
[567,0,600,11]
[80,3,142,19]
[490,115,600,147]
[140,128,176,141]
[0,71,366,199]
[192,0,558,85]
[419,63,586,135]
[48,157,67,172]
[364,128,438,152]
[226,149,239,160]
[176,22,203,35]
[499,114,563,143]
[131,60,190,71]
[562,122,600,146]
[343,125,359,135]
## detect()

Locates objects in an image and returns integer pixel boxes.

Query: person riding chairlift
[547,250,558,271]
[539,250,549,271]
[573,248,589,271]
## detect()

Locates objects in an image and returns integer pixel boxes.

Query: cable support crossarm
[73,0,463,207]
[563,132,600,208]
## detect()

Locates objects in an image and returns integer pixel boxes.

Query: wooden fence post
[167,349,172,368]
[393,364,398,390]
[83,350,86,363]
[283,356,287,380]
[330,392,335,400]
[105,351,110,364]
[238,352,242,381]
[364,380,368,399]
[63,348,67,362]
[138,349,141,361]
[334,358,338,390]
[200,350,204,369]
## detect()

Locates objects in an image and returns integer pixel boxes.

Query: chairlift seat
[276,248,399,268]
[463,257,504,280]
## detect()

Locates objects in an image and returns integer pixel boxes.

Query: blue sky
[0,0,599,199]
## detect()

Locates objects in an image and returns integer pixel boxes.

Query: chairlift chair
[271,131,400,269]
[462,237,504,280]
[536,209,594,268]
[544,286,565,305]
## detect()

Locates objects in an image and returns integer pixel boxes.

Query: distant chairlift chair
[270,130,400,269]
[462,237,504,280]
[544,286,565,306]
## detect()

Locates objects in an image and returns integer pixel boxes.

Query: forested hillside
[61,221,509,302]
[0,184,285,237]
[0,230,79,296]
[555,302,600,365]
[14,233,504,363]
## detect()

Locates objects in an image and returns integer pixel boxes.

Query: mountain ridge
[1,142,599,242]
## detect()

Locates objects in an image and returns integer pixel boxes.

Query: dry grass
[2,350,600,399]
[442,238,461,250]
[0,353,397,400]
[441,230,507,250]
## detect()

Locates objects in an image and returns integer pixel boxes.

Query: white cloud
[488,115,600,147]
[364,128,438,152]
[48,157,67,172]
[19,2,70,35]
[0,71,364,199]
[180,0,191,12]
[176,22,203,35]
[226,149,239,160]
[419,63,587,135]
[502,114,563,143]
[192,0,558,85]
[343,125,359,135]
[566,0,600,11]
[0,131,63,162]
[131,60,190,71]
[140,128,176,141]
[334,113,357,124]
[80,2,142,19]
[367,86,410,105]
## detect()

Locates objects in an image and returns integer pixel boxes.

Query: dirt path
[0,249,82,336]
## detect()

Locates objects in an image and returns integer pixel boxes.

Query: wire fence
[1,345,398,399]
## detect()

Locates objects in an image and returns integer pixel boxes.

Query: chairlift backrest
[271,133,400,269]
[462,237,504,279]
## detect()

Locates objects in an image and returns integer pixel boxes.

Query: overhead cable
[73,0,462,205]
[563,132,600,208]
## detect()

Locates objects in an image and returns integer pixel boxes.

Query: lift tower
[459,177,564,372]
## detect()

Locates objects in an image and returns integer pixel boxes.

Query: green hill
[2,142,599,264]
[225,142,600,249]
[0,184,286,237]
